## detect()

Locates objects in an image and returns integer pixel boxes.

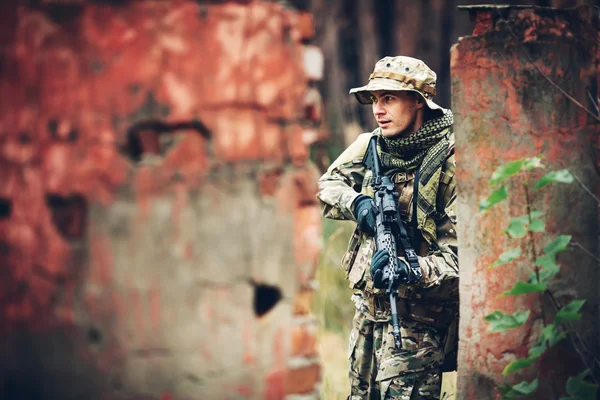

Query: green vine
[479,156,599,399]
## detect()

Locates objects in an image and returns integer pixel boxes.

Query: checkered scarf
[378,110,453,177]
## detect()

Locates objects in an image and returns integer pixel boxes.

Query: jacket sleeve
[316,133,372,221]
[409,166,458,301]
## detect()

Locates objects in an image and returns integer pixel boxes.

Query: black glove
[370,249,410,289]
[353,195,377,236]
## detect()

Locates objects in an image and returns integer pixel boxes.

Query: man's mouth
[378,121,391,128]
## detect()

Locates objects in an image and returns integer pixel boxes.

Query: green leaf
[526,324,568,364]
[488,157,545,187]
[529,219,546,232]
[512,379,539,395]
[544,235,572,255]
[484,310,530,332]
[562,370,598,400]
[529,210,544,219]
[491,248,522,268]
[489,160,525,186]
[503,357,537,375]
[535,253,557,267]
[555,300,586,325]
[506,216,529,238]
[480,186,508,211]
[534,169,574,189]
[574,370,591,380]
[506,213,545,238]
[503,281,546,295]
[528,337,548,359]
[539,263,561,283]
[500,379,539,399]
[530,254,560,284]
[540,323,568,347]
[523,157,544,170]
[531,257,560,284]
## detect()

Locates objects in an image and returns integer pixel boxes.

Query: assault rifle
[362,135,422,349]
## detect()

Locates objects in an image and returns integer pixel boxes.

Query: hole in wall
[0,198,12,219]
[87,327,103,345]
[253,283,282,317]
[45,195,87,240]
[17,132,31,144]
[125,120,211,162]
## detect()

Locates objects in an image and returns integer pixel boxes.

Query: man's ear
[415,96,425,110]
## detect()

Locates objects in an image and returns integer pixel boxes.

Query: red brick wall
[0,1,324,398]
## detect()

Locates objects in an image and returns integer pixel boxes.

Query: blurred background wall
[0,1,324,398]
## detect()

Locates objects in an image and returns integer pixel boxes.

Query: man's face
[370,90,423,138]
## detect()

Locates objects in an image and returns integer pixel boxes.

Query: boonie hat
[349,56,443,111]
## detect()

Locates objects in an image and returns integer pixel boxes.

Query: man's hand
[353,195,377,236]
[370,250,410,289]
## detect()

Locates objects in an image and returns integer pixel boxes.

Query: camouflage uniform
[317,56,458,400]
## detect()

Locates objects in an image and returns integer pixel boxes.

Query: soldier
[317,56,458,400]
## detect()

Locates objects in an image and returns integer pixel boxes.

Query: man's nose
[373,102,385,116]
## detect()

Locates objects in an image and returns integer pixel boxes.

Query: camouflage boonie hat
[349,56,444,111]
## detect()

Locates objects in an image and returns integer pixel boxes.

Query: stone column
[452,5,599,399]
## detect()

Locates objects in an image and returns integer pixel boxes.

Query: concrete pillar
[452,5,599,399]
[0,1,323,399]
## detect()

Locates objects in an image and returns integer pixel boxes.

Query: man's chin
[381,128,405,139]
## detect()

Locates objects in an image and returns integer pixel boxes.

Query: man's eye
[385,96,394,101]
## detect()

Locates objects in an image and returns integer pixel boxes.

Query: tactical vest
[341,145,456,292]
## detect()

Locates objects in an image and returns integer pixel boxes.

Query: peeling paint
[453,5,599,399]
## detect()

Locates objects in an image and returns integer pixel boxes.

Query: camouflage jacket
[317,131,458,318]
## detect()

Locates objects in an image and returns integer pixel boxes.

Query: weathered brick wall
[0,1,324,399]
[452,5,599,399]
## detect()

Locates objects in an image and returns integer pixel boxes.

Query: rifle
[362,135,422,349]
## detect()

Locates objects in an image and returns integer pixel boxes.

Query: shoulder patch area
[442,151,456,181]
[327,131,374,173]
